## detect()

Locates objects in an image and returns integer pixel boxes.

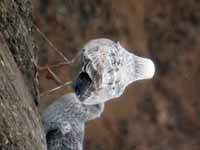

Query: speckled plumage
[43,93,104,150]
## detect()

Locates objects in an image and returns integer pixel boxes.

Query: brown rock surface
[0,0,46,149]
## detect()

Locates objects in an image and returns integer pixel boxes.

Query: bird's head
[73,38,155,105]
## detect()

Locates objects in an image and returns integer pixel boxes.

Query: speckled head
[74,38,155,105]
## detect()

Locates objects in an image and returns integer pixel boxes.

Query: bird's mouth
[73,52,104,104]
[73,72,93,101]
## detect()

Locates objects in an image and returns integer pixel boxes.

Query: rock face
[34,0,200,150]
[0,0,46,150]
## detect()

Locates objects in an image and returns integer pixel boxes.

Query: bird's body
[46,127,83,150]
[43,93,104,150]
[42,38,155,150]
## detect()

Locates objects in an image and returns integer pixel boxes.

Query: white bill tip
[143,58,155,79]
[134,56,155,81]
